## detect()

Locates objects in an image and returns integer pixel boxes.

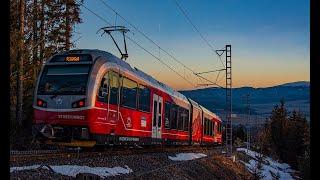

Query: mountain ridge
[179,81,310,122]
[183,81,310,91]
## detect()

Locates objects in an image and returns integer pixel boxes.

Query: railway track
[10,145,224,164]
[11,149,66,156]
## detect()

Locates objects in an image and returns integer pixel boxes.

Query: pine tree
[258,100,310,175]
[268,99,288,160]
[16,0,25,126]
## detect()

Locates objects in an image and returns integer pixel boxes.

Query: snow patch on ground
[10,164,133,178]
[237,148,295,180]
[168,153,207,161]
[10,165,41,172]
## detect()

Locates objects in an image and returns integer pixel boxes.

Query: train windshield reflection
[38,65,91,95]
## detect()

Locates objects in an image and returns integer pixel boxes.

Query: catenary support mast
[225,45,232,156]
[198,44,232,157]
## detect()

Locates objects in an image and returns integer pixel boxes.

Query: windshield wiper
[50,92,59,99]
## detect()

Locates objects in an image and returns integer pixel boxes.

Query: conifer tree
[259,100,310,176]
[268,99,288,160]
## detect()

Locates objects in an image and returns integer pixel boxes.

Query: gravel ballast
[10,148,254,180]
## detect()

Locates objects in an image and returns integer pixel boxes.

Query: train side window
[205,118,209,135]
[209,120,212,136]
[207,119,210,135]
[183,109,189,131]
[153,101,157,126]
[158,102,162,127]
[164,102,171,129]
[176,107,180,130]
[213,122,215,135]
[211,121,214,136]
[204,119,207,135]
[203,119,206,135]
[209,120,212,135]
[187,110,190,131]
[138,84,150,112]
[121,77,138,109]
[181,108,187,131]
[213,122,215,136]
[170,104,177,129]
[109,71,119,105]
[97,72,109,103]
[177,107,184,130]
[212,122,215,136]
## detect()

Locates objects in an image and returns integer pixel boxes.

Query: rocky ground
[10,148,254,180]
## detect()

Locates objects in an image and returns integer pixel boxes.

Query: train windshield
[38,64,91,95]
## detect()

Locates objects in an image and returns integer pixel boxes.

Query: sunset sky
[74,0,309,90]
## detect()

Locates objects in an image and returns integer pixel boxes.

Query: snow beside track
[168,153,207,161]
[237,148,295,180]
[10,164,133,178]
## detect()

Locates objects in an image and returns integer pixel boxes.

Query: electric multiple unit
[33,49,222,147]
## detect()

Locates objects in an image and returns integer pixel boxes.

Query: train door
[152,94,163,139]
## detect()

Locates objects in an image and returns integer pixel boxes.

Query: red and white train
[33,49,222,147]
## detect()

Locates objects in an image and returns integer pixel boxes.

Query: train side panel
[33,49,223,147]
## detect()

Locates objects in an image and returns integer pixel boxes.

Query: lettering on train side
[57,114,85,120]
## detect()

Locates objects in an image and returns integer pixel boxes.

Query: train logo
[141,116,147,127]
[126,117,132,128]
[56,98,62,105]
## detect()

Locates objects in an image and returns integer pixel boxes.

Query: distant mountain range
[277,81,309,87]
[179,81,310,122]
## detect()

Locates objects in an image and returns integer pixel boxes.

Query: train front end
[33,52,96,147]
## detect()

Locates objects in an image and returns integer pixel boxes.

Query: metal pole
[225,44,232,157]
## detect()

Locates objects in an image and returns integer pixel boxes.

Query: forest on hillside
[231,100,310,179]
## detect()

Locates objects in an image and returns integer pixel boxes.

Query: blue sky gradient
[74,0,309,90]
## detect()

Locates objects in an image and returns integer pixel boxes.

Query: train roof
[200,105,221,122]
[188,98,201,108]
[187,98,220,121]
[53,49,190,104]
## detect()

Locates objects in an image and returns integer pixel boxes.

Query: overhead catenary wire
[194,68,225,75]
[97,0,198,74]
[215,70,221,83]
[172,0,227,88]
[172,0,225,68]
[197,75,224,89]
[126,35,196,87]
[96,0,224,88]
[78,1,196,87]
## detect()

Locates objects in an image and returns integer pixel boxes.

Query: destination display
[65,56,80,62]
[50,54,92,62]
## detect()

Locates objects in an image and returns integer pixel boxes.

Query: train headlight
[72,98,86,108]
[37,99,47,108]
[79,100,84,107]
